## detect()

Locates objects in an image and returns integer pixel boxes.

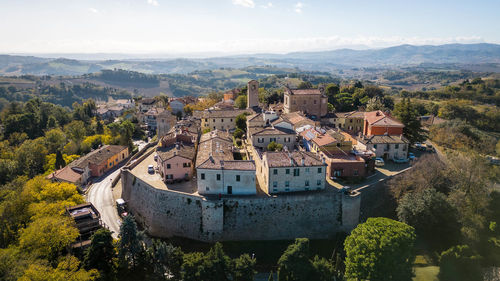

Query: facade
[156,143,195,182]
[223,88,240,101]
[196,130,256,195]
[156,110,177,137]
[197,109,252,132]
[363,110,404,136]
[283,88,328,117]
[319,149,371,179]
[248,126,296,150]
[254,149,327,194]
[324,111,365,134]
[247,80,259,108]
[355,135,409,160]
[136,98,158,113]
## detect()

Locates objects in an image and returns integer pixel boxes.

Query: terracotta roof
[365,111,404,127]
[281,112,315,128]
[157,144,195,162]
[312,134,337,147]
[357,135,408,145]
[249,126,295,137]
[336,111,365,118]
[70,145,127,169]
[47,166,83,184]
[285,88,322,95]
[265,150,325,168]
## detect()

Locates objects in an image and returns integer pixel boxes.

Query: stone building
[196,109,252,132]
[254,148,326,194]
[247,80,259,109]
[196,130,256,195]
[156,143,195,183]
[363,110,404,136]
[323,111,365,134]
[156,110,177,137]
[355,134,409,160]
[283,88,328,118]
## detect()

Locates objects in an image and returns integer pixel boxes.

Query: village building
[281,111,318,132]
[156,110,177,137]
[223,88,241,101]
[300,127,352,154]
[136,98,158,113]
[169,97,197,116]
[254,149,326,194]
[156,142,196,183]
[196,130,256,195]
[318,148,373,179]
[363,110,404,136]
[48,145,129,185]
[354,134,409,160]
[247,80,259,109]
[323,111,365,134]
[196,109,252,132]
[283,87,328,118]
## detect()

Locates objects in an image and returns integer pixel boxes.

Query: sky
[0,0,499,56]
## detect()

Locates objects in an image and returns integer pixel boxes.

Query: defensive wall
[121,166,361,242]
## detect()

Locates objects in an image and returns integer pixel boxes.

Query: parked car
[154,154,158,161]
[393,157,409,163]
[375,158,385,166]
[408,152,415,160]
[415,142,426,151]
[147,165,154,174]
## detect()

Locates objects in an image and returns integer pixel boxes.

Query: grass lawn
[413,266,439,281]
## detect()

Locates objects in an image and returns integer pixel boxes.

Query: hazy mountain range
[1,43,500,76]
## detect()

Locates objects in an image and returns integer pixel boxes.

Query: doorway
[227,186,233,194]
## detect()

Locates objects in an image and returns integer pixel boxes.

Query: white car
[147,165,154,174]
[375,158,385,167]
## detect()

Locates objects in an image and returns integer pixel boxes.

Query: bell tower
[247,80,259,109]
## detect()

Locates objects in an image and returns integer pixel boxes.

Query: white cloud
[261,2,273,8]
[294,2,303,13]
[88,8,99,14]
[232,0,255,8]
[147,0,159,6]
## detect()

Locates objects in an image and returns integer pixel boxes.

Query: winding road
[86,168,122,238]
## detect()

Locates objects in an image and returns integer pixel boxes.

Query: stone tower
[247,80,259,109]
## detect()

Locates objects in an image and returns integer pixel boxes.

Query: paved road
[86,168,122,238]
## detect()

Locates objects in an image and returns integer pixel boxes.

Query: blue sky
[0,0,499,55]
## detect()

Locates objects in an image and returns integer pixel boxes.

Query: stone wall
[121,167,360,242]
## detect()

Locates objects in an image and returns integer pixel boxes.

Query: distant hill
[1,43,500,75]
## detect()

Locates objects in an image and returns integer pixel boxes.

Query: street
[86,168,122,238]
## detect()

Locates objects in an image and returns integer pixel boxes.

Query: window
[109,163,113,167]
[395,144,399,149]
[354,169,359,176]
[374,144,377,149]
[317,180,321,185]
[230,119,233,122]
[236,175,240,182]
[273,188,278,192]
[293,168,300,176]
[183,163,191,168]
[305,168,310,173]
[205,118,208,122]
[285,169,290,174]
[317,167,322,173]
[201,173,205,180]
[216,174,221,181]
[285,181,290,187]
[273,169,278,175]
[115,159,118,163]
[167,164,171,169]
[206,187,210,191]
[273,181,277,188]
[185,173,188,178]
[213,119,215,122]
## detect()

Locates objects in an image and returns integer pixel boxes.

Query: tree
[18,256,99,281]
[118,216,147,275]
[83,229,116,277]
[233,128,244,139]
[297,81,313,89]
[148,240,184,281]
[392,98,426,144]
[18,216,79,261]
[268,271,274,281]
[311,256,337,281]
[277,238,315,281]
[235,114,247,132]
[55,150,66,170]
[344,217,416,281]
[231,254,256,281]
[16,138,48,178]
[181,243,231,281]
[267,141,283,152]
[397,189,460,250]
[235,95,247,109]
[324,83,340,105]
[64,120,87,144]
[44,128,67,154]
[439,245,483,281]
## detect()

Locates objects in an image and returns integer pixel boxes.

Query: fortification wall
[121,168,361,242]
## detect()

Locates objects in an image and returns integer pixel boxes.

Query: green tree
[44,128,67,154]
[297,81,313,89]
[181,243,231,281]
[267,141,283,152]
[118,216,147,275]
[235,114,247,132]
[277,238,315,281]
[392,98,426,144]
[54,150,66,170]
[83,228,116,277]
[235,95,247,109]
[148,240,184,281]
[16,138,48,178]
[233,128,244,139]
[397,189,460,250]
[439,245,482,281]
[344,217,416,281]
[324,83,340,105]
[231,254,256,281]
